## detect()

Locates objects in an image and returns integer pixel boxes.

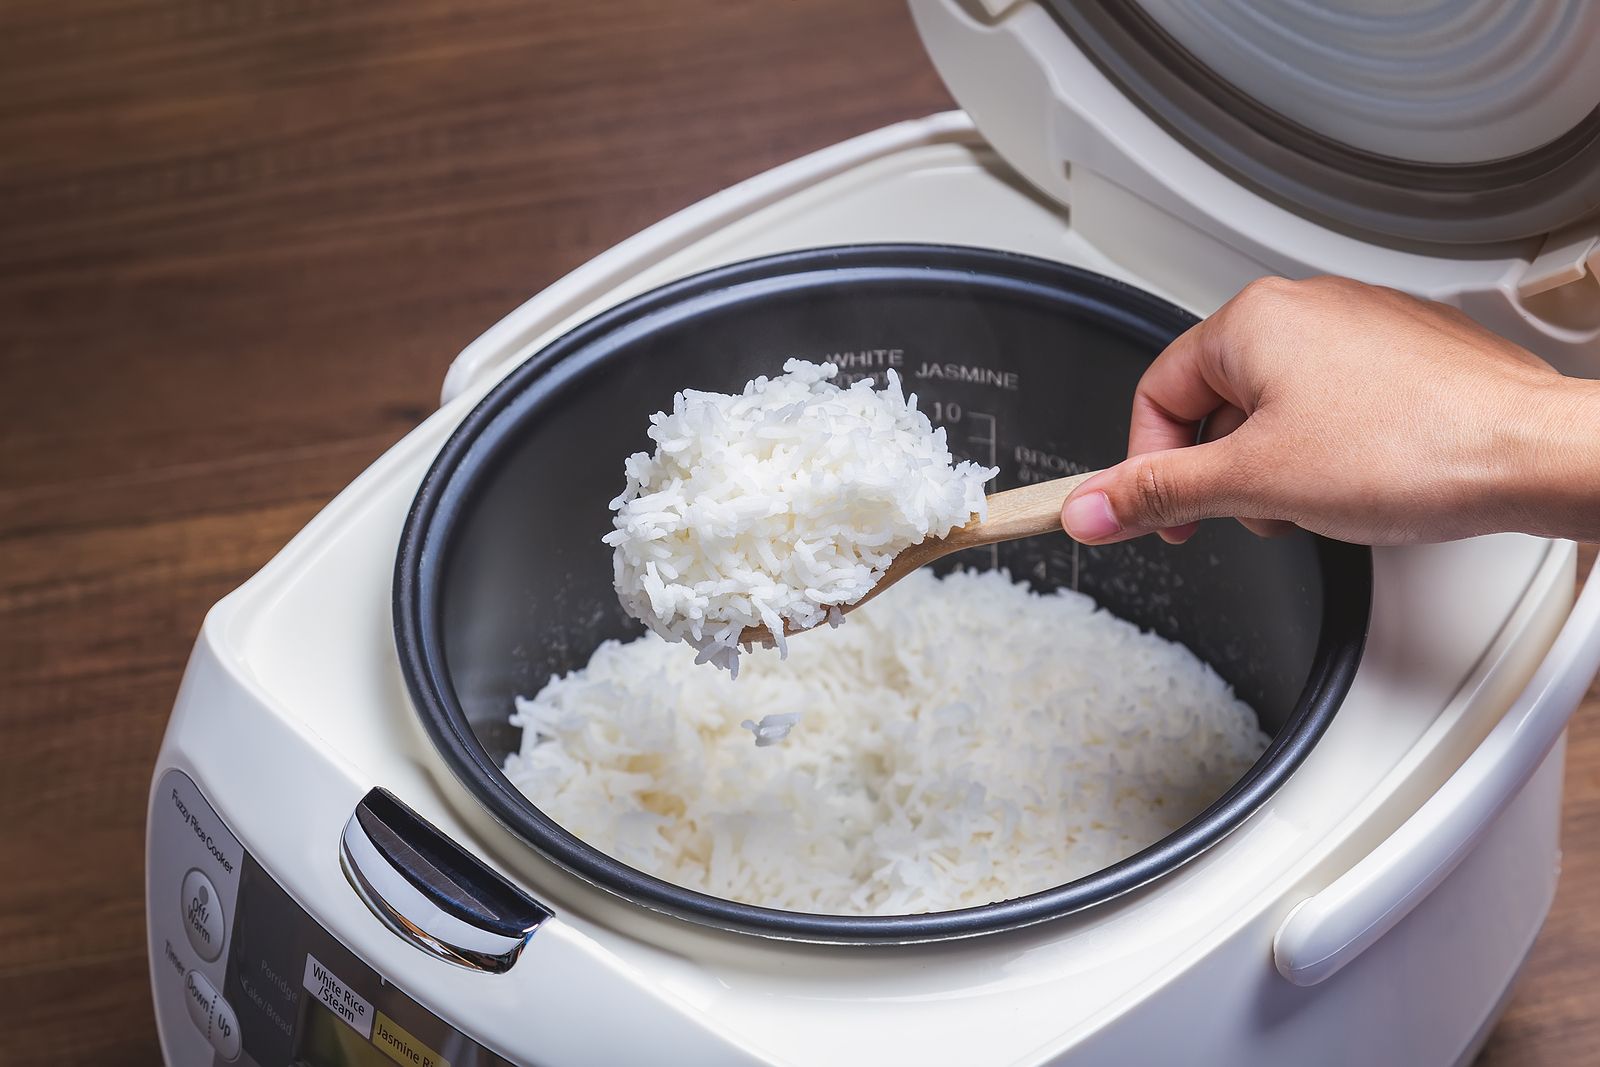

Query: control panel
[148,769,518,1066]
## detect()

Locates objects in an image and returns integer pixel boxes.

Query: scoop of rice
[603,359,996,674]
[505,569,1268,916]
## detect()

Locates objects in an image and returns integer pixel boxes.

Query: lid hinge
[1518,223,1600,300]
[962,0,1027,21]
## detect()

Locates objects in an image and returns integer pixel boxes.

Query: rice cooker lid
[936,0,1600,249]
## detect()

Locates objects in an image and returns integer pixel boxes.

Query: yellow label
[371,1010,452,1067]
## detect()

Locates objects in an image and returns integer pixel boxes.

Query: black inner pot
[395,245,1371,943]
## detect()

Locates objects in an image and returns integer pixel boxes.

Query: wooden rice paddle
[740,471,1099,646]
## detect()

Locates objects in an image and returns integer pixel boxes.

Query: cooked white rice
[505,568,1268,915]
[603,359,996,674]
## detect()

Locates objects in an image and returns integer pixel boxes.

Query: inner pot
[395,244,1371,943]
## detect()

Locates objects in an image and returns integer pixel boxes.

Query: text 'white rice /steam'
[604,359,997,674]
[506,569,1269,916]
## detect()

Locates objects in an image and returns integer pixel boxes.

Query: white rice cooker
[147,2,1600,1064]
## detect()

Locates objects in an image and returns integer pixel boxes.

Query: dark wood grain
[0,3,1593,1064]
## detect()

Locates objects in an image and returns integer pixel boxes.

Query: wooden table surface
[2,2,1595,1063]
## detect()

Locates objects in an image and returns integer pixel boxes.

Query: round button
[180,868,226,962]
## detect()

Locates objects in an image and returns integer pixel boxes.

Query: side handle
[1274,551,1600,986]
[340,788,551,973]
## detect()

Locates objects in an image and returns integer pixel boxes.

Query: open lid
[919,0,1600,249]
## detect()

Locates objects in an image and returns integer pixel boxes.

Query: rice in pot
[505,568,1268,915]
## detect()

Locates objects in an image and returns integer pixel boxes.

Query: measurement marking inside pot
[969,411,1000,572]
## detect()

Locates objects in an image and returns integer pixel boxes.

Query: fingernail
[1063,491,1121,542]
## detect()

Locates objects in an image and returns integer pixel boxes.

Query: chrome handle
[340,788,550,973]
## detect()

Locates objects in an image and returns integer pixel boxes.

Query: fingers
[1157,522,1201,545]
[1200,404,1248,444]
[1238,517,1299,538]
[1127,324,1256,543]
[1104,280,1293,545]
[1197,407,1280,540]
[1127,307,1253,459]
[1061,440,1246,545]
[1061,445,1299,545]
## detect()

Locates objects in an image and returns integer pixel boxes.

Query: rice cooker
[147,2,1600,1064]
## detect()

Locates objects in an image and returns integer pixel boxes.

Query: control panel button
[183,969,241,1061]
[180,867,226,962]
[210,988,242,1060]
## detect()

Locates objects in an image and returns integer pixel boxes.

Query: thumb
[1062,441,1243,545]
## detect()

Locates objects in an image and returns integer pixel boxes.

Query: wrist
[1511,376,1600,540]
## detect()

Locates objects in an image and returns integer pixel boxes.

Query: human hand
[1060,275,1600,547]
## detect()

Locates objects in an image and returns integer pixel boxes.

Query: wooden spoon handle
[946,470,1100,550]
